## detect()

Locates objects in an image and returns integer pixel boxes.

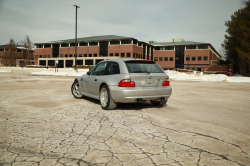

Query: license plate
[144,79,155,87]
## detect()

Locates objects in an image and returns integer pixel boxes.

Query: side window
[105,62,120,75]
[93,63,107,76]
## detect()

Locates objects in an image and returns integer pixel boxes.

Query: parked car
[71,59,172,110]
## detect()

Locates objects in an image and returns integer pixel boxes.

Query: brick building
[0,45,34,67]
[34,35,230,73]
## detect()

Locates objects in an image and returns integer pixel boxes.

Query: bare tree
[1,39,16,67]
[218,47,227,61]
[20,36,33,65]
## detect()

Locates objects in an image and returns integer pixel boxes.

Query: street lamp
[73,5,80,69]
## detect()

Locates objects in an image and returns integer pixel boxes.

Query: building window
[79,42,88,46]
[115,53,119,57]
[43,55,46,58]
[94,54,97,57]
[48,55,50,58]
[35,55,38,59]
[159,57,163,61]
[89,42,98,46]
[36,45,43,48]
[121,40,131,44]
[186,45,196,49]
[133,53,135,57]
[61,43,68,47]
[110,53,113,57]
[110,41,120,45]
[204,56,208,60]
[89,54,92,57]
[164,57,168,61]
[165,46,174,50]
[70,54,73,57]
[65,54,68,57]
[155,47,164,50]
[84,54,87,57]
[44,44,51,48]
[74,54,77,57]
[85,60,93,65]
[127,53,131,57]
[164,68,168,70]
[192,57,196,61]
[154,57,158,61]
[70,43,77,47]
[186,57,190,61]
[170,57,173,61]
[120,53,124,57]
[169,68,173,70]
[198,45,208,49]
[79,54,82,57]
[60,54,63,58]
[198,57,202,60]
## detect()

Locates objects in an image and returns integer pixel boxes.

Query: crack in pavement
[0,103,249,166]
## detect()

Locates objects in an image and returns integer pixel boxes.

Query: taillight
[118,79,135,87]
[162,79,170,86]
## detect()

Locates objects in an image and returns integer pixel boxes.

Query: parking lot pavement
[0,71,250,166]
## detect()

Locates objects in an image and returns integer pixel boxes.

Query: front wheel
[150,100,168,106]
[100,85,117,110]
[71,81,83,99]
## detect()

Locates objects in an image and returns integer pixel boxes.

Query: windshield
[125,60,164,73]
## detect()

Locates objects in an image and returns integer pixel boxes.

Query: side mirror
[87,72,91,75]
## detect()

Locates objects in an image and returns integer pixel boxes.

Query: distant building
[33,35,230,73]
[0,45,34,67]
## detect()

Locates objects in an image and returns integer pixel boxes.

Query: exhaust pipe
[135,98,143,103]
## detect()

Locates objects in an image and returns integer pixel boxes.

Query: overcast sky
[0,0,243,52]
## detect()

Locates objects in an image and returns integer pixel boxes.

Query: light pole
[73,5,80,69]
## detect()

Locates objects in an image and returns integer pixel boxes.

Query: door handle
[94,79,97,82]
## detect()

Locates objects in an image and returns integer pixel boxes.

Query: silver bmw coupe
[71,59,172,110]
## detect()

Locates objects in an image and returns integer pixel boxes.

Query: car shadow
[81,96,167,110]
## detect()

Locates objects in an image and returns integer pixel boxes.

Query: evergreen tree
[236,0,250,73]
[222,0,250,74]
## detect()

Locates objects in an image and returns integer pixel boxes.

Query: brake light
[118,79,135,87]
[162,79,170,86]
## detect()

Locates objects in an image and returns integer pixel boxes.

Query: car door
[84,62,108,95]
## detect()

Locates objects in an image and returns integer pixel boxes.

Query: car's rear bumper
[109,86,172,103]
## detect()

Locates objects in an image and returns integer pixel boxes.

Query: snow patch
[0,70,11,72]
[165,70,250,82]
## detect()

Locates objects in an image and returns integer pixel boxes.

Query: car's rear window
[125,60,164,73]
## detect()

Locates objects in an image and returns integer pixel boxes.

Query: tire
[71,81,83,99]
[150,100,168,106]
[100,85,117,110]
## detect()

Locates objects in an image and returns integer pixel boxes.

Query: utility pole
[73,5,80,70]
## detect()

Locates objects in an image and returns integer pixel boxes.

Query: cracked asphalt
[0,70,250,166]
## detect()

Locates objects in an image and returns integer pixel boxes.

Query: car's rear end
[109,59,172,103]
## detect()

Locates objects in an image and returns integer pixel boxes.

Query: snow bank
[30,69,250,83]
[165,70,250,83]
[0,70,11,72]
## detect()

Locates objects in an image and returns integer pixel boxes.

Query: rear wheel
[100,85,117,110]
[71,81,82,99]
[150,100,168,106]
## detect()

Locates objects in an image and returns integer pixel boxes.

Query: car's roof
[103,58,152,62]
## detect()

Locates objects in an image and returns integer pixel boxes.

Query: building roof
[0,44,30,49]
[152,41,221,58]
[152,41,209,46]
[47,35,135,44]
